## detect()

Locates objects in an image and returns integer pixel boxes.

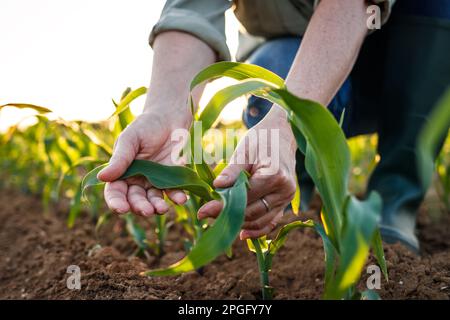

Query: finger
[213,145,251,188]
[240,210,283,240]
[147,188,169,214]
[127,185,154,217]
[243,208,278,230]
[246,173,275,204]
[213,162,250,189]
[104,181,130,214]
[97,132,137,182]
[165,189,187,205]
[244,193,285,222]
[198,200,223,220]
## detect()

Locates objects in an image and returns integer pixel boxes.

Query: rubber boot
[351,0,450,253]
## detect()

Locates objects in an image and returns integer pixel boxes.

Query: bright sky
[0,0,244,132]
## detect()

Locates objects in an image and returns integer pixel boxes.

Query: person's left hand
[197,106,298,239]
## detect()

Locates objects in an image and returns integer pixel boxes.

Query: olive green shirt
[149,0,396,61]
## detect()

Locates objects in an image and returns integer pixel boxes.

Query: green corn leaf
[109,86,147,118]
[197,79,279,132]
[213,160,227,177]
[326,192,382,299]
[417,88,450,189]
[112,99,134,131]
[79,127,113,156]
[360,289,381,300]
[190,62,285,91]
[56,156,104,199]
[67,181,83,228]
[225,246,233,259]
[113,87,135,131]
[155,213,167,255]
[268,220,314,256]
[314,223,338,293]
[121,160,216,201]
[372,228,388,281]
[289,121,307,155]
[0,103,52,114]
[81,160,217,201]
[124,214,148,251]
[273,90,351,247]
[95,212,111,233]
[144,171,248,276]
[81,163,108,199]
[194,161,216,187]
[291,178,301,215]
[246,236,269,254]
[256,220,315,274]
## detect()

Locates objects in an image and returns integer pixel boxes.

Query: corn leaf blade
[372,229,388,281]
[190,62,285,91]
[81,160,216,201]
[417,88,450,189]
[0,103,52,114]
[109,87,147,118]
[274,90,351,246]
[144,171,248,276]
[327,192,382,299]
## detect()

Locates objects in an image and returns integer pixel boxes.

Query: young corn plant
[0,90,171,258]
[83,62,388,299]
[418,88,450,210]
[434,138,450,212]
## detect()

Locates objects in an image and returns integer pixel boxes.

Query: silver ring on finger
[260,197,270,213]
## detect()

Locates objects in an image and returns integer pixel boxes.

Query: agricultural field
[0,63,449,300]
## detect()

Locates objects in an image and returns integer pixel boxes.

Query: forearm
[143,31,216,123]
[285,0,368,106]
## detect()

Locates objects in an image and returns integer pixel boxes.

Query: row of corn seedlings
[2,62,449,299]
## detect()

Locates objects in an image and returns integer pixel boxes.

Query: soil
[0,188,449,300]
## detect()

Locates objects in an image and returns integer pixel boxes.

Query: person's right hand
[97,111,191,217]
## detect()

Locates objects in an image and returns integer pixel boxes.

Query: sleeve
[149,0,232,61]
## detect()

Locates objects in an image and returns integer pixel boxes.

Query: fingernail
[96,170,104,179]
[240,231,249,240]
[97,167,108,179]
[215,174,229,183]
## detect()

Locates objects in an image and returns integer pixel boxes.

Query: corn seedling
[82,62,389,299]
[418,88,450,209]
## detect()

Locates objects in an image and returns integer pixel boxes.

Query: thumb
[97,133,137,182]
[213,162,250,189]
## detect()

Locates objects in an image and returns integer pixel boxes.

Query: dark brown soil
[0,188,449,300]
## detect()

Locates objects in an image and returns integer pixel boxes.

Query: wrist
[261,105,298,154]
[142,100,193,129]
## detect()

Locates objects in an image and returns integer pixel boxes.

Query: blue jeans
[242,0,450,252]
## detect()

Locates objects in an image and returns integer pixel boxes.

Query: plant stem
[251,238,272,300]
[155,215,166,256]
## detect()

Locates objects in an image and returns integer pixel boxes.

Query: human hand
[198,106,297,239]
[97,110,191,217]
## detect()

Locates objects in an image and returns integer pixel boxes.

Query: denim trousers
[242,0,450,252]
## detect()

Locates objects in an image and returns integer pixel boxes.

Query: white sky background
[0,0,243,131]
